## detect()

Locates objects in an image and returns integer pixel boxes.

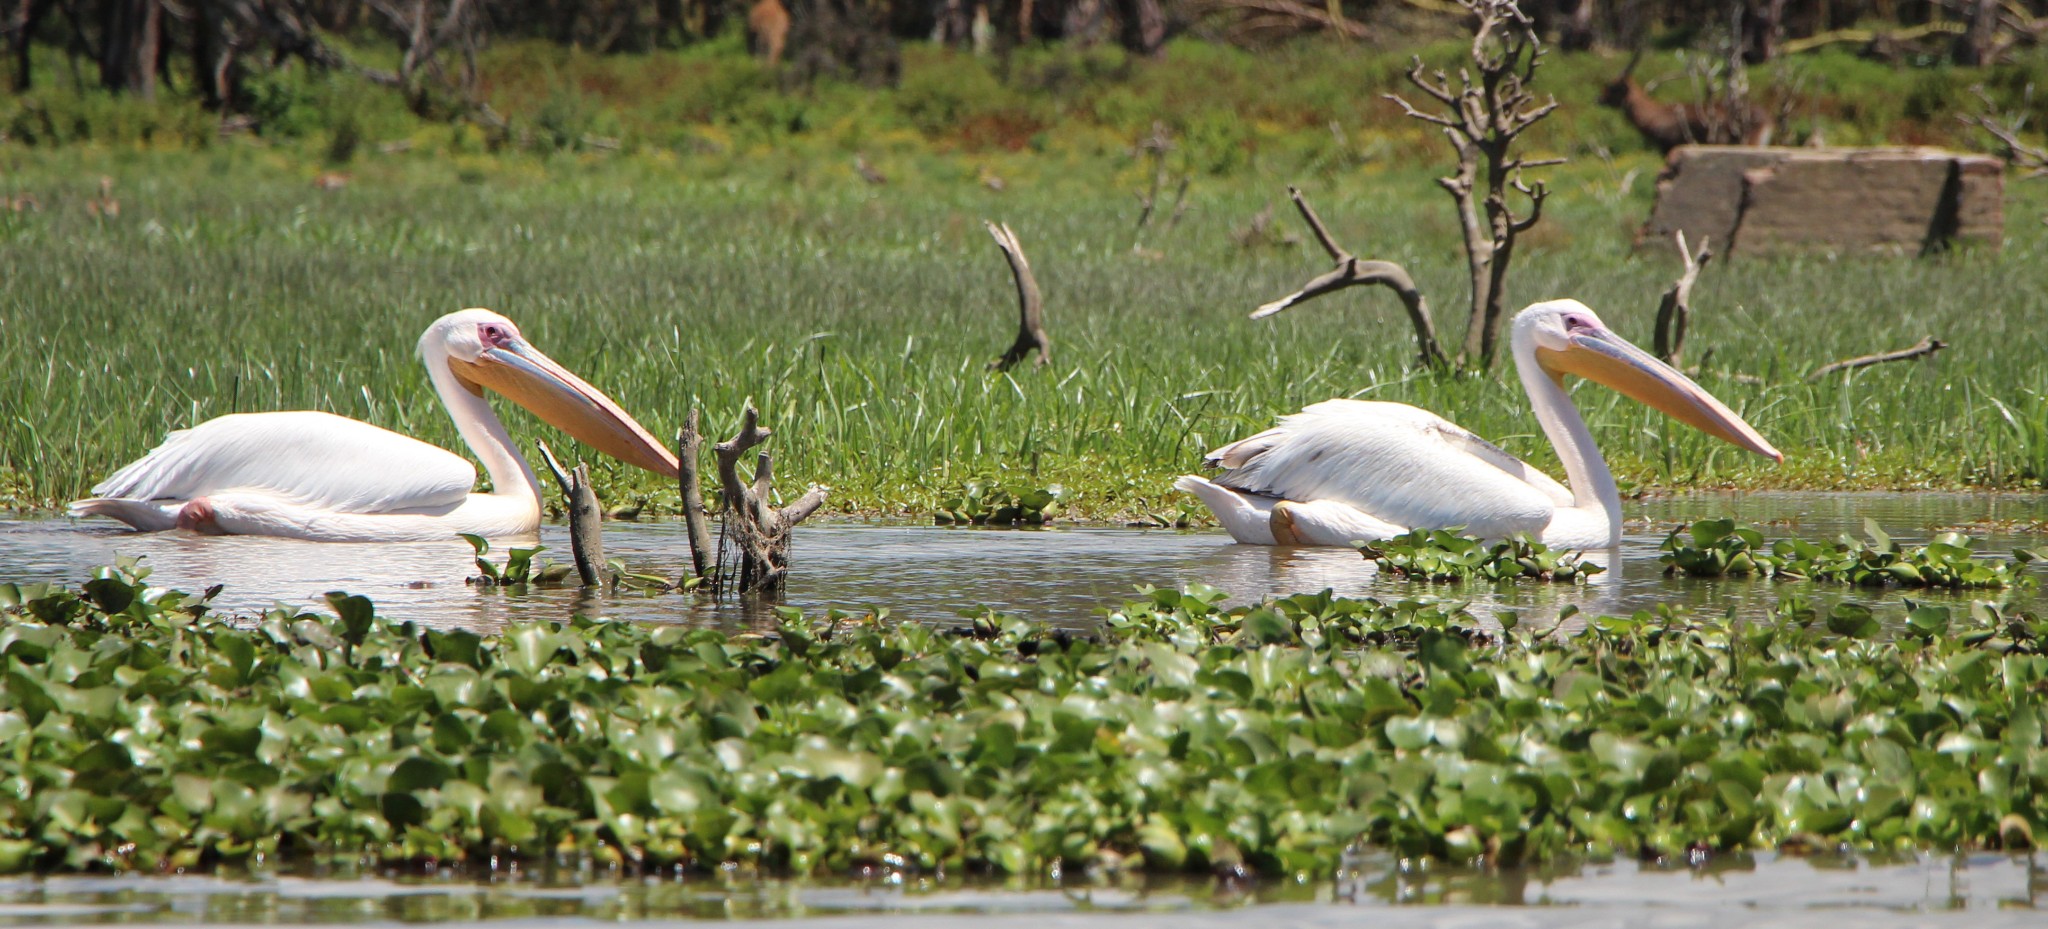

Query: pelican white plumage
[1176,299,1782,549]
[69,308,679,541]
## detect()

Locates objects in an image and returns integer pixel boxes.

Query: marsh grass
[2,146,2045,520]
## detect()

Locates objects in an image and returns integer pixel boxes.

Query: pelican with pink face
[1176,299,1782,549]
[70,309,679,541]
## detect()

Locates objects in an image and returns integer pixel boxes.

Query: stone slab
[1639,146,2004,256]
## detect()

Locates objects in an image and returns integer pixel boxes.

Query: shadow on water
[0,851,2039,925]
[3,492,2045,634]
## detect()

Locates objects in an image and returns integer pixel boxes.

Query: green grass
[6,34,2048,519]
[2,142,2046,520]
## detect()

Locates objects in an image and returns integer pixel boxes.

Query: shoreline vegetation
[0,558,2041,875]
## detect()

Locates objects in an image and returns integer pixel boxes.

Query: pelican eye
[479,323,513,347]
[1562,314,1597,333]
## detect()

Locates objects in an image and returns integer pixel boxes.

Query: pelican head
[424,308,681,477]
[1517,299,1783,462]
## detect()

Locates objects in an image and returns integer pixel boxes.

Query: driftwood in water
[986,221,1051,372]
[1654,231,1713,365]
[1808,337,1948,381]
[1252,186,1446,369]
[536,441,606,588]
[676,408,716,586]
[709,403,829,597]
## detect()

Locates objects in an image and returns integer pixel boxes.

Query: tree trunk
[933,0,970,45]
[1955,0,1999,66]
[1742,0,1786,63]
[1062,0,1105,45]
[788,0,901,85]
[653,0,684,43]
[191,0,231,108]
[11,0,53,91]
[99,0,163,98]
[1559,0,1595,51]
[1115,0,1163,55]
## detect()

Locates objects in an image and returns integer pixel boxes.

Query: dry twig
[1808,337,1948,380]
[1961,86,2048,177]
[1251,186,1445,369]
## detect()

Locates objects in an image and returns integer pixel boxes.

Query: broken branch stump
[1251,186,1446,369]
[536,440,606,588]
[676,408,715,588]
[1654,231,1713,365]
[1808,337,1948,381]
[710,402,828,597]
[986,221,1051,372]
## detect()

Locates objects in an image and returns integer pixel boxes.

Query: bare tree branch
[985,221,1051,372]
[1962,85,2048,177]
[1250,186,1446,369]
[1808,337,1948,380]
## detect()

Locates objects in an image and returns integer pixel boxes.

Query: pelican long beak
[449,338,681,478]
[1536,324,1783,463]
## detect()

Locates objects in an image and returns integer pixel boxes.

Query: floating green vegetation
[459,533,569,587]
[933,478,1067,527]
[1660,518,2039,589]
[4,562,2047,876]
[1357,529,1605,583]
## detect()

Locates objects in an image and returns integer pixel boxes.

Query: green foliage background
[4,39,2048,517]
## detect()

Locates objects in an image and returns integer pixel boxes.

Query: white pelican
[69,308,679,541]
[1175,299,1781,549]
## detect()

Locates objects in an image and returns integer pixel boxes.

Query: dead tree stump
[1653,231,1713,365]
[986,221,1051,372]
[536,441,606,588]
[1251,186,1446,369]
[709,403,828,597]
[676,408,716,587]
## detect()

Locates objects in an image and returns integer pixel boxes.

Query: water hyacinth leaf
[324,592,376,646]
[1907,605,1952,637]
[215,631,257,684]
[81,577,135,615]
[425,628,486,669]
[69,741,133,776]
[1385,716,1430,751]
[1826,603,1880,639]
[389,756,453,793]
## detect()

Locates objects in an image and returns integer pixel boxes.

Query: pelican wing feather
[1205,399,1570,539]
[89,411,477,514]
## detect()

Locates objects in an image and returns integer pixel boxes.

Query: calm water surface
[0,851,2040,926]
[2,492,2044,632]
